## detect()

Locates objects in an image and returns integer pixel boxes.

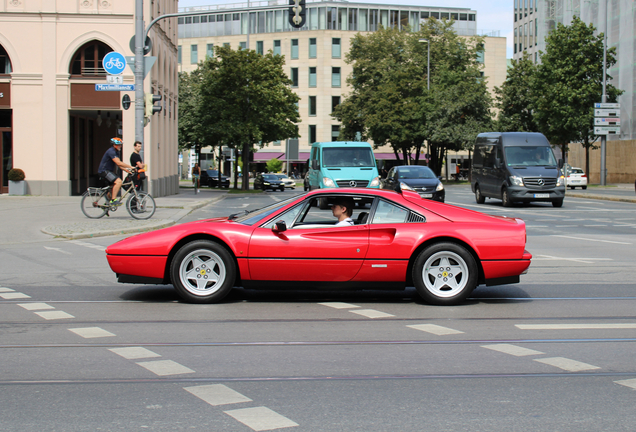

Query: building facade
[0,0,179,196]
[513,0,635,182]
[177,0,507,173]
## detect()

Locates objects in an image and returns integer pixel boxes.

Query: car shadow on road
[118,284,532,305]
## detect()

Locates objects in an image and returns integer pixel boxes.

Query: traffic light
[144,93,162,118]
[288,0,306,28]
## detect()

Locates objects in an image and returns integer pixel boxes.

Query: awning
[252,151,310,163]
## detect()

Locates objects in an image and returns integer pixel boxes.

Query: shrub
[8,168,25,182]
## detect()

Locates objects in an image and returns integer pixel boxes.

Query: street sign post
[125,56,157,79]
[107,75,123,84]
[594,108,620,117]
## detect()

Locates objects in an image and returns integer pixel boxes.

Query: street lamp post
[418,39,430,91]
[419,39,430,167]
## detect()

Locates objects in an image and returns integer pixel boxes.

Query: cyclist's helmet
[110,137,123,146]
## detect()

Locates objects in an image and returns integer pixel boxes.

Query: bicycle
[80,169,156,220]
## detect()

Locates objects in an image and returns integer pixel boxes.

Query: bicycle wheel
[81,189,109,219]
[127,191,156,220]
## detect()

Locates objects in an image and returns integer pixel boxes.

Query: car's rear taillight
[582,174,587,178]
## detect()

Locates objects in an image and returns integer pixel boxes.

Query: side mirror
[558,159,564,169]
[272,220,287,233]
[311,159,318,170]
[494,158,501,169]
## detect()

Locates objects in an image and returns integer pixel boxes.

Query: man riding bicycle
[98,137,134,205]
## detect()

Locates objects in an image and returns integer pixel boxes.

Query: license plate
[534,193,550,198]
[420,193,433,198]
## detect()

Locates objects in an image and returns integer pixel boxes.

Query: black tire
[502,187,513,207]
[582,186,587,190]
[474,185,485,204]
[127,191,156,220]
[279,185,285,191]
[569,186,575,190]
[170,240,236,304]
[412,242,478,305]
[81,189,109,219]
[552,199,564,208]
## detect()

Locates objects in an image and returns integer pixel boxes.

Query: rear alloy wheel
[412,242,478,305]
[502,187,513,207]
[552,199,564,208]
[279,185,285,191]
[170,240,236,303]
[475,185,485,204]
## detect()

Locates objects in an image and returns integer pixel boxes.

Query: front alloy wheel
[412,243,478,305]
[475,185,485,204]
[170,241,235,303]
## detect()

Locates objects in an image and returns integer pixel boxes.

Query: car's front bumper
[508,186,565,202]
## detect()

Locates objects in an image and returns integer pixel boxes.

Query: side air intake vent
[407,212,426,223]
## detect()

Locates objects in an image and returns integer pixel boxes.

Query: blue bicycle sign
[102,52,127,75]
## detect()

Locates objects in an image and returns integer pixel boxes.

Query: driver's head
[331,197,354,217]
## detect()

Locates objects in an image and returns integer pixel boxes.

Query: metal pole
[135,0,145,159]
[600,0,608,186]
[427,41,430,91]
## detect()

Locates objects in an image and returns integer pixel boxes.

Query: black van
[471,132,565,207]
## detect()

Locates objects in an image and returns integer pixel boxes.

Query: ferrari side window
[371,200,407,224]
[262,202,305,229]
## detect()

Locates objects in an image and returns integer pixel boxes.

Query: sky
[177,0,514,58]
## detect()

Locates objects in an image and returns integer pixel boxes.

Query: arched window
[69,40,113,76]
[0,45,12,74]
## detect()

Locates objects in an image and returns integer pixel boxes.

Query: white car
[275,174,296,189]
[567,167,588,189]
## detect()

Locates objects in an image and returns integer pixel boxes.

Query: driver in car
[331,197,355,226]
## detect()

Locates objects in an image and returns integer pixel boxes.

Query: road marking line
[533,357,600,372]
[481,344,545,357]
[109,347,161,360]
[407,324,464,335]
[0,292,31,299]
[224,407,298,431]
[70,240,107,251]
[584,225,607,227]
[349,309,394,319]
[551,235,631,245]
[43,246,72,255]
[69,327,116,338]
[0,287,15,292]
[516,323,636,330]
[18,302,54,311]
[34,311,75,320]
[534,254,612,264]
[319,302,360,309]
[614,378,636,390]
[184,384,252,406]
[526,225,549,228]
[136,360,195,376]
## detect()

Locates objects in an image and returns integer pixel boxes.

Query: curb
[41,194,226,240]
[566,192,636,204]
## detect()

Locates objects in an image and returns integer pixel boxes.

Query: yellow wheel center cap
[442,271,449,277]
[200,270,206,275]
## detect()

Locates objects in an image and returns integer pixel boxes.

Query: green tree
[420,20,493,175]
[266,158,283,173]
[333,19,492,174]
[494,53,538,132]
[332,25,428,162]
[198,46,300,189]
[533,16,621,176]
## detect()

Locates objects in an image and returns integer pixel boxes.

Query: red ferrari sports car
[106,188,531,305]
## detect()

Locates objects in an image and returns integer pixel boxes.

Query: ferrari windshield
[322,147,375,167]
[234,195,302,225]
[505,146,558,167]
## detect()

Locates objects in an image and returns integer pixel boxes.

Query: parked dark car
[200,169,230,188]
[254,173,285,191]
[381,165,445,202]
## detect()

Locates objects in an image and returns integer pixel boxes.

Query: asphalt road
[2,185,636,431]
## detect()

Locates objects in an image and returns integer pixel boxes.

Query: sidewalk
[565,183,636,203]
[0,187,227,244]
